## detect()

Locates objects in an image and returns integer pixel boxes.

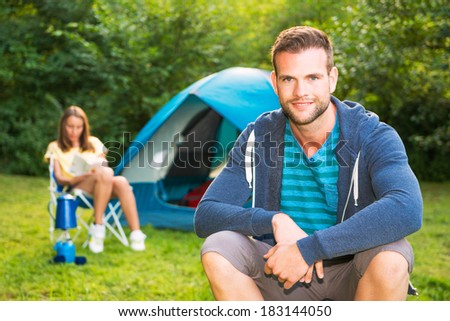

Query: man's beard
[280,97,331,126]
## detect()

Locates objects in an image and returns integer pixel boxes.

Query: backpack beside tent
[115,67,279,231]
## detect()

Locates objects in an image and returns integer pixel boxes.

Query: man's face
[271,48,338,127]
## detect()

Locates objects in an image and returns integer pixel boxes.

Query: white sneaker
[130,230,146,251]
[89,224,105,253]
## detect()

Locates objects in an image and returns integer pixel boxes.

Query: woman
[45,106,146,253]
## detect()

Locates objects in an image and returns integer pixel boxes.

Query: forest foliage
[1,0,448,180]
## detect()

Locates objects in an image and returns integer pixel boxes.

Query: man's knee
[202,231,245,248]
[201,252,231,275]
[200,231,251,277]
[201,243,264,300]
[365,251,409,285]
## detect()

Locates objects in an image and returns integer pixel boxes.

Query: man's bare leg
[202,252,264,300]
[355,251,409,300]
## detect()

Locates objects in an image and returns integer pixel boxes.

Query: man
[194,26,422,300]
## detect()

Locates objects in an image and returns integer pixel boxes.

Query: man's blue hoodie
[194,96,422,265]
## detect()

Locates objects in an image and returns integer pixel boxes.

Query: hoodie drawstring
[342,151,360,222]
[353,152,360,206]
[245,130,256,207]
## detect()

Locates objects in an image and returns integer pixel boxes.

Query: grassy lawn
[0,174,213,300]
[407,181,450,300]
[0,174,448,300]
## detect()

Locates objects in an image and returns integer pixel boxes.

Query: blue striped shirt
[280,116,340,235]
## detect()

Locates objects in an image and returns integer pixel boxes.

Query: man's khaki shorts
[201,231,414,300]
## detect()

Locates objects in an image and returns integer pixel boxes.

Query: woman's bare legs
[75,168,140,229]
[75,166,113,224]
[111,176,140,231]
[111,175,146,251]
[75,167,145,251]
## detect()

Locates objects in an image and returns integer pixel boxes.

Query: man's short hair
[271,26,334,74]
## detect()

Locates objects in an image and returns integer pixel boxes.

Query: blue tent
[115,67,280,231]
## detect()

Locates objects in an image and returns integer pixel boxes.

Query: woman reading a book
[45,106,146,253]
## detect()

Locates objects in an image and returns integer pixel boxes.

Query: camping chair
[48,156,129,247]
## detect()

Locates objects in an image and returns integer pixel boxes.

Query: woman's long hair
[57,106,95,152]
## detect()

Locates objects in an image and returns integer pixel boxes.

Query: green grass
[407,182,450,300]
[0,174,213,300]
[0,174,448,300]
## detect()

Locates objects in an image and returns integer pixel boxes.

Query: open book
[69,153,105,176]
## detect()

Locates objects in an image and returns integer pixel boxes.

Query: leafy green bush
[1,0,448,180]
[330,0,449,181]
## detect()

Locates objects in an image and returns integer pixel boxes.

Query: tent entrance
[158,108,238,206]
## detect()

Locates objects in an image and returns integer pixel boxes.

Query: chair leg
[73,206,93,248]
[48,201,56,242]
[104,202,129,247]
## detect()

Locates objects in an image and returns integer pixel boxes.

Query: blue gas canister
[54,240,76,263]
